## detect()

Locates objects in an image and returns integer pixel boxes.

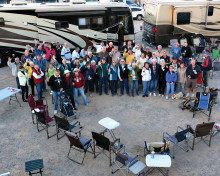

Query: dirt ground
[0,21,220,176]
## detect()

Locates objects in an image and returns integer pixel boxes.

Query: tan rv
[142,0,220,46]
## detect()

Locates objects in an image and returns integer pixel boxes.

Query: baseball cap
[146,46,150,49]
[64,70,71,74]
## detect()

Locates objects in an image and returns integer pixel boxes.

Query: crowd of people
[7,39,213,114]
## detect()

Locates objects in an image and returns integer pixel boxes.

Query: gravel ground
[0,20,220,176]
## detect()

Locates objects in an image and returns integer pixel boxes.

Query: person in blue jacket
[171,42,181,60]
[166,65,177,100]
[108,60,118,96]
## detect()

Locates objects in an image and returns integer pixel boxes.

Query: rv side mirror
[140,24,143,31]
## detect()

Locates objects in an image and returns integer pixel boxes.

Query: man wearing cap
[141,44,152,58]
[118,58,130,96]
[155,45,163,58]
[32,64,44,99]
[171,42,181,60]
[96,58,109,95]
[59,59,72,77]
[98,47,111,65]
[72,68,88,106]
[18,65,29,102]
[186,59,201,97]
[123,48,136,65]
[61,42,72,62]
[47,69,64,114]
[109,47,121,64]
[62,70,77,110]
[168,57,180,73]
[132,44,141,59]
[181,42,192,66]
[7,56,23,89]
[128,62,140,97]
[149,52,160,65]
[200,51,212,87]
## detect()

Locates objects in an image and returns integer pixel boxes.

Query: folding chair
[209,38,218,49]
[65,131,93,165]
[111,148,146,176]
[92,131,124,166]
[180,38,187,46]
[0,173,10,176]
[163,126,192,158]
[191,92,214,121]
[34,109,56,139]
[25,159,43,176]
[211,49,219,61]
[54,115,83,140]
[28,94,48,124]
[188,122,215,150]
[144,139,169,156]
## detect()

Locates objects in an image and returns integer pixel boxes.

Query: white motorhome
[142,0,220,46]
[0,0,134,66]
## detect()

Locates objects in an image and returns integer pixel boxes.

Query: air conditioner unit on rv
[10,0,28,5]
[70,0,86,4]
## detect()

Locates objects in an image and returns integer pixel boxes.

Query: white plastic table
[145,154,171,176]
[0,87,21,107]
[98,117,120,140]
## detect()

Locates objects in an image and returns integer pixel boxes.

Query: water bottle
[151,151,155,159]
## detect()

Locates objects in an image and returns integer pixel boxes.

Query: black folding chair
[54,115,83,140]
[65,131,94,165]
[92,131,124,166]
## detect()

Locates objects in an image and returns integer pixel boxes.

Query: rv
[0,1,134,67]
[142,0,220,46]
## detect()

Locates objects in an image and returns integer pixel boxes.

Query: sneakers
[159,94,161,96]
[171,96,174,100]
[191,94,195,97]
[153,93,156,96]
[54,110,58,114]
[162,95,164,97]
[166,95,169,100]
[142,95,145,97]
[186,93,190,97]
[149,92,152,96]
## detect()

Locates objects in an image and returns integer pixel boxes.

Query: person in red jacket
[42,41,56,62]
[32,64,44,99]
[72,68,88,106]
[201,51,212,87]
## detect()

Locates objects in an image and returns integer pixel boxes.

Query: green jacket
[47,68,56,78]
[59,63,71,76]
[96,63,108,78]
[128,67,140,82]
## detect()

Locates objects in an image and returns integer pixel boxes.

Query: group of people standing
[7,39,212,114]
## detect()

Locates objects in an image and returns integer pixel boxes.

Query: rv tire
[137,15,142,21]
[178,34,191,45]
[192,34,205,40]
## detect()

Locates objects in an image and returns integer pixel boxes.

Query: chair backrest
[28,94,36,108]
[211,49,219,59]
[92,132,110,151]
[65,131,84,150]
[170,39,178,46]
[193,37,200,46]
[54,115,70,131]
[112,148,128,166]
[197,92,210,110]
[180,38,187,46]
[210,38,218,45]
[146,140,169,153]
[34,110,47,125]
[195,122,215,137]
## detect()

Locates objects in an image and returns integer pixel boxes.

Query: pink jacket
[43,44,56,61]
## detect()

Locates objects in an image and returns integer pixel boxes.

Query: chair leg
[192,137,195,150]
[67,146,71,157]
[93,141,96,158]
[81,152,86,164]
[37,121,40,132]
[193,110,196,118]
[32,113,35,124]
[46,126,49,139]
[209,134,212,147]
[208,108,212,121]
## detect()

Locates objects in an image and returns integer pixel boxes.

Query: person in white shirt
[61,42,72,62]
[72,47,80,60]
[148,52,160,65]
[93,40,105,53]
[18,66,29,102]
[132,44,141,59]
[141,62,151,97]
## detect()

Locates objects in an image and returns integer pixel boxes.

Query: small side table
[25,159,44,176]
[145,154,171,176]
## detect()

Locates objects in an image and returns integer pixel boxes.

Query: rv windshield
[35,0,57,3]
[145,3,158,24]
[0,0,7,4]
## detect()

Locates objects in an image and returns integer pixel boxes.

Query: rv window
[91,17,103,29]
[0,18,4,26]
[208,6,214,16]
[55,22,69,29]
[177,12,190,25]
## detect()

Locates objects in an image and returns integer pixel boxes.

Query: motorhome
[0,0,134,67]
[142,0,220,46]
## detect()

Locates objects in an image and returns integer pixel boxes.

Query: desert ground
[0,20,220,176]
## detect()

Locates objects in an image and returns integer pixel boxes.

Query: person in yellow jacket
[123,48,136,65]
[24,60,35,96]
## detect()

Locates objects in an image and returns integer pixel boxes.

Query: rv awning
[173,5,206,8]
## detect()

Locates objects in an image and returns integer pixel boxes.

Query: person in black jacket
[47,69,63,114]
[62,70,77,110]
[186,59,201,97]
[158,59,168,96]
[149,58,160,96]
[181,42,192,67]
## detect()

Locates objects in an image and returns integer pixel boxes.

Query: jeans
[203,71,208,87]
[52,91,63,111]
[110,80,118,95]
[166,82,175,95]
[182,57,189,67]
[85,80,94,93]
[158,80,166,95]
[16,76,20,89]
[130,80,138,96]
[36,83,42,100]
[29,77,35,96]
[42,74,46,91]
[142,81,150,96]
[150,79,158,93]
[74,87,88,105]
[99,77,108,94]
[120,78,129,95]
[177,83,186,96]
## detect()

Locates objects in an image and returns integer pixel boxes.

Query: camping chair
[144,139,169,156]
[191,92,214,121]
[34,109,56,139]
[65,131,93,165]
[211,49,219,61]
[180,38,187,46]
[209,38,218,50]
[111,148,146,176]
[163,126,192,158]
[92,131,124,166]
[0,173,10,176]
[28,94,48,124]
[187,122,215,150]
[54,115,83,140]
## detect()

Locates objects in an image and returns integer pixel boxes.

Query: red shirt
[65,76,70,86]
[72,73,85,88]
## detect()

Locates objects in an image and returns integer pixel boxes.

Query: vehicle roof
[147,0,220,5]
[0,2,131,11]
